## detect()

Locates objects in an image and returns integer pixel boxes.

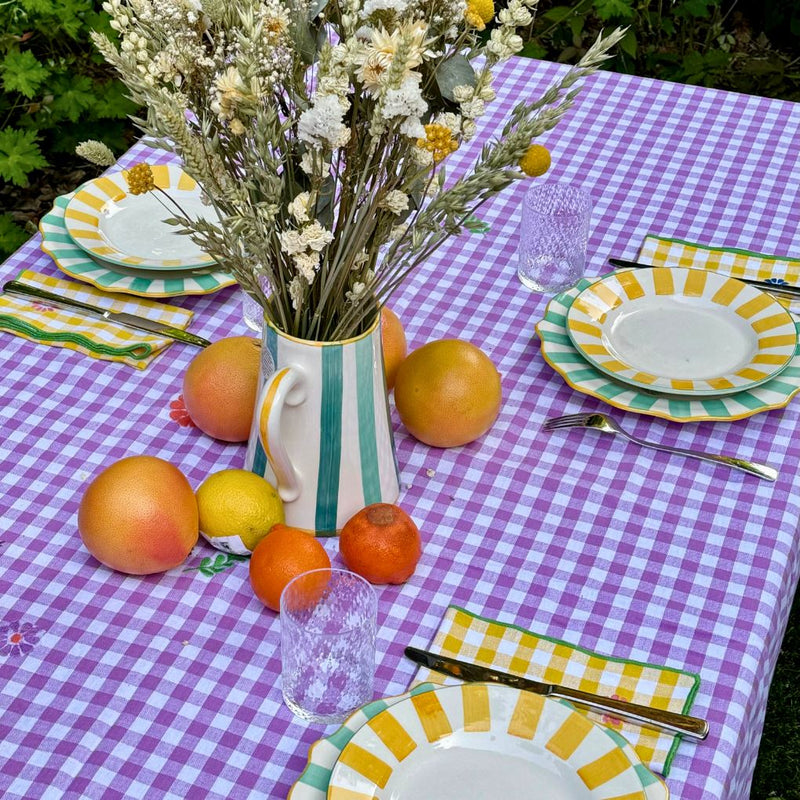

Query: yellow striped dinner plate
[63,165,219,271]
[326,683,667,800]
[566,268,797,397]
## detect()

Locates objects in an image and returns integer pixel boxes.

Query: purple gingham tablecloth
[2,57,800,800]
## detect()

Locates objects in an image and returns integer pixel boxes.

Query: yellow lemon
[196,469,284,555]
[519,144,552,177]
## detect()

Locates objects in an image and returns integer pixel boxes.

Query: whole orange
[339,503,421,585]
[249,523,331,611]
[381,306,407,391]
[78,455,198,575]
[393,339,502,447]
[182,336,260,442]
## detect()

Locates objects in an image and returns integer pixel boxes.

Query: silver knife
[405,645,709,740]
[608,257,800,300]
[3,280,211,348]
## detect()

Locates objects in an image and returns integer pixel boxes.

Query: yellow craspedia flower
[519,144,552,177]
[125,163,156,195]
[417,124,459,163]
[465,0,494,29]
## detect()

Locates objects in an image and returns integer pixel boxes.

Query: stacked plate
[288,683,668,799]
[39,165,236,298]
[537,267,800,422]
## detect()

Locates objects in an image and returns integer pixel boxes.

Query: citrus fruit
[381,306,407,391]
[78,455,198,575]
[196,469,284,554]
[393,339,502,447]
[249,524,331,611]
[339,503,421,584]
[519,144,551,177]
[182,336,260,442]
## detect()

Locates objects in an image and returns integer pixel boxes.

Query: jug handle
[255,365,306,503]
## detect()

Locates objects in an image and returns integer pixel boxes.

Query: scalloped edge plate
[63,164,218,270]
[566,268,796,397]
[287,683,667,800]
[536,276,800,422]
[40,192,236,298]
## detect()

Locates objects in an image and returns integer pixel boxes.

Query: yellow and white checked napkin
[410,606,700,777]
[639,234,800,287]
[0,270,195,369]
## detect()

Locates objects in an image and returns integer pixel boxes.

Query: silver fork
[543,412,778,481]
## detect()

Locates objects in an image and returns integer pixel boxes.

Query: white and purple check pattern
[1,58,799,800]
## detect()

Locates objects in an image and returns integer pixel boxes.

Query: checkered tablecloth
[2,57,800,800]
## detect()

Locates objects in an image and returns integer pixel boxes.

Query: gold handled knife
[405,646,709,740]
[3,280,211,348]
[608,258,800,300]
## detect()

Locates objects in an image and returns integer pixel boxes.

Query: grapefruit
[78,455,198,575]
[182,336,260,442]
[393,339,502,447]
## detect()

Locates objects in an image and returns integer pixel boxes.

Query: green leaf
[542,6,574,22]
[0,127,47,186]
[518,41,548,59]
[0,213,29,260]
[593,0,635,22]
[435,54,475,102]
[307,0,328,20]
[464,215,491,234]
[675,0,712,17]
[48,74,96,122]
[184,551,249,577]
[619,29,637,58]
[1,50,49,98]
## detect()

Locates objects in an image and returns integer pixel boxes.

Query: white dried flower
[301,221,335,251]
[298,94,351,149]
[452,85,475,103]
[293,251,320,282]
[288,192,312,223]
[289,276,305,310]
[381,189,409,214]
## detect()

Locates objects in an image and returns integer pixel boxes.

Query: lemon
[196,469,284,555]
[519,144,551,177]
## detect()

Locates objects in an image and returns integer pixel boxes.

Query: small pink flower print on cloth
[31,302,56,312]
[601,694,628,729]
[169,395,196,428]
[1,621,41,657]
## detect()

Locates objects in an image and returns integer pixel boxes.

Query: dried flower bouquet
[90,0,624,341]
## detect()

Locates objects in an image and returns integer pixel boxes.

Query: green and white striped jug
[244,315,400,535]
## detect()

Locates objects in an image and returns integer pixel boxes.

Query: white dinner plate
[566,268,797,396]
[327,683,665,800]
[63,164,219,270]
[40,192,236,298]
[536,277,800,423]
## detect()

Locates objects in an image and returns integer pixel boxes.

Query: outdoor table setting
[2,5,800,799]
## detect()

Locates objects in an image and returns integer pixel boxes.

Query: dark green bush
[0,0,138,257]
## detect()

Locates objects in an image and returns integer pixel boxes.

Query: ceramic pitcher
[244,315,400,534]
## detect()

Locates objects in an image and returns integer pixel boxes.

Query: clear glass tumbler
[517,182,592,293]
[280,568,377,724]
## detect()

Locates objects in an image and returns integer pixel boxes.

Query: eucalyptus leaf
[291,9,320,64]
[435,55,476,102]
[307,0,329,21]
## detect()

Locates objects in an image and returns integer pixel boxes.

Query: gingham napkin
[410,606,700,777]
[639,235,800,288]
[0,269,195,369]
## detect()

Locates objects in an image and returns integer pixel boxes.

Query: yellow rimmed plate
[566,268,797,397]
[536,277,800,423]
[326,683,667,800]
[63,164,219,270]
[40,192,236,298]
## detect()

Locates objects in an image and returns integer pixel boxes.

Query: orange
[249,523,331,611]
[78,455,198,575]
[182,336,260,442]
[381,306,407,391]
[339,503,422,585]
[393,339,502,448]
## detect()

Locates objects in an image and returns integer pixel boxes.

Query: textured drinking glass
[280,568,377,724]
[241,290,263,334]
[517,182,592,293]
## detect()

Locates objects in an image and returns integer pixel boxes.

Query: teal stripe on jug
[265,324,278,370]
[355,332,381,504]
[316,344,343,533]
